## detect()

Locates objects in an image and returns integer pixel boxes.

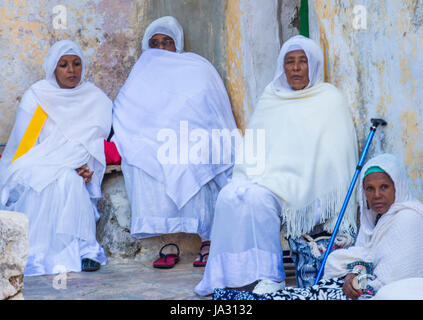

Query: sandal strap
[162,253,179,263]
[159,243,180,257]
[196,252,209,262]
[200,241,211,250]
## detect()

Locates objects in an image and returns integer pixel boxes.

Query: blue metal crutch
[314,118,387,284]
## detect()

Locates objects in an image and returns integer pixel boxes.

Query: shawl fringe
[282,185,357,238]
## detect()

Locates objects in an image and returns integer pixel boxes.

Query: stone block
[97,170,202,264]
[0,210,28,300]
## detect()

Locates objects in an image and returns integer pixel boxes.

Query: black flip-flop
[81,258,101,272]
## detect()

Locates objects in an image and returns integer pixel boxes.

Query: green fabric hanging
[299,0,309,38]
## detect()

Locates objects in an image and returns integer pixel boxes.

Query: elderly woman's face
[54,55,82,89]
[149,33,176,52]
[364,172,396,215]
[284,50,310,90]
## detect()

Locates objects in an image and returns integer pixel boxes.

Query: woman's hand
[76,164,94,185]
[342,273,363,299]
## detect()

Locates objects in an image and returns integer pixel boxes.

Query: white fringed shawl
[232,36,358,238]
[233,81,358,238]
[323,153,423,292]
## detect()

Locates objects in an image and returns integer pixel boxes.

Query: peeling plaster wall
[309,0,423,199]
[0,0,228,149]
[0,0,145,149]
[224,0,300,131]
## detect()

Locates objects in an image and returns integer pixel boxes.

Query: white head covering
[273,35,324,92]
[43,39,85,88]
[355,153,415,246]
[141,16,184,53]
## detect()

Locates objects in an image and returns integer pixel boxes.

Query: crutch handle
[370,118,387,128]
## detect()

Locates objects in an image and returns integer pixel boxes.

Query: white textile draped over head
[43,39,86,88]
[272,35,324,92]
[112,49,237,209]
[324,153,423,292]
[232,35,358,238]
[0,39,112,195]
[141,16,184,53]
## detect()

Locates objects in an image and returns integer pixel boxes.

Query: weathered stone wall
[0,0,228,148]
[309,0,423,199]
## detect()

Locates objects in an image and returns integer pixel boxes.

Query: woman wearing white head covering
[141,16,184,53]
[112,16,237,268]
[212,153,423,300]
[195,35,358,296]
[0,39,112,276]
[323,153,423,296]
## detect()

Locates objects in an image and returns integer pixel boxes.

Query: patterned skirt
[212,278,348,300]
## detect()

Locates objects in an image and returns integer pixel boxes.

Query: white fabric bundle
[0,40,112,275]
[141,16,184,53]
[112,48,238,209]
[323,153,423,292]
[233,36,358,238]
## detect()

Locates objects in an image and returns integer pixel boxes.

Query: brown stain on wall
[225,0,248,133]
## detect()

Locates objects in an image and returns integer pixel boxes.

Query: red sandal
[193,241,210,267]
[153,243,180,269]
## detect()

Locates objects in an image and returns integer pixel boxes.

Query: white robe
[195,35,357,296]
[0,79,112,275]
[112,48,237,240]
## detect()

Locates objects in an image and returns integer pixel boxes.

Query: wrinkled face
[54,55,82,89]
[364,172,396,215]
[283,49,310,90]
[149,33,176,52]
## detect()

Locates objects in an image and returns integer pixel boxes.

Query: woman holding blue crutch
[213,143,423,300]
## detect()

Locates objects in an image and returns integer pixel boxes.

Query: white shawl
[0,40,112,198]
[233,36,358,238]
[112,49,237,209]
[323,153,423,292]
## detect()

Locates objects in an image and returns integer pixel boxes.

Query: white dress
[122,161,230,241]
[0,89,109,276]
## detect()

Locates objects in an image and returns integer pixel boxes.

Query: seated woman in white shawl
[212,153,423,300]
[0,40,112,276]
[112,16,237,268]
[195,35,358,296]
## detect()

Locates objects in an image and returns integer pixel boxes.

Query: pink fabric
[104,140,121,165]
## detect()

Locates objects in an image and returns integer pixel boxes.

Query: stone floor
[22,256,296,300]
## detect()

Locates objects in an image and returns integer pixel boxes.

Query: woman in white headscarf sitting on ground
[0,40,112,276]
[195,35,359,296]
[212,153,423,300]
[112,16,238,268]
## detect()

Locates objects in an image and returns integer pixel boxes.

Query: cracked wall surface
[309,0,423,199]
